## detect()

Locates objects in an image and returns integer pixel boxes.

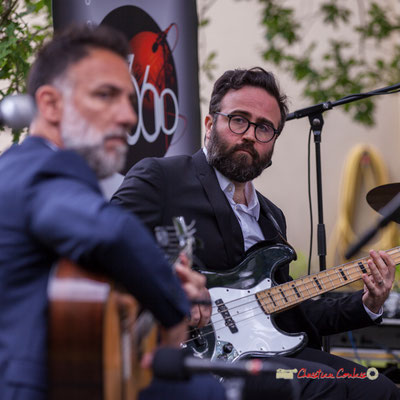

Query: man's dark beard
[206,126,273,183]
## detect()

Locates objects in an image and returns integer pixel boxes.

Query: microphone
[286,101,333,121]
[152,348,278,380]
[152,23,174,53]
[0,94,36,130]
[152,348,300,400]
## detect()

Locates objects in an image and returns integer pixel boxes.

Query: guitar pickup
[221,311,230,318]
[215,298,238,334]
[190,328,206,348]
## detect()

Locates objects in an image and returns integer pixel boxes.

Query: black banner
[52,0,201,174]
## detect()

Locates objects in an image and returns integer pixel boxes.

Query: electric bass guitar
[184,243,400,362]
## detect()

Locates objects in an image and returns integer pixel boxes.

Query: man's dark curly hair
[208,67,288,133]
[27,24,130,96]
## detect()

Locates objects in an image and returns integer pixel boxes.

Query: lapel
[257,192,291,282]
[257,192,282,242]
[192,150,244,267]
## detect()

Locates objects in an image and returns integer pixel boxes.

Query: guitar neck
[256,246,400,314]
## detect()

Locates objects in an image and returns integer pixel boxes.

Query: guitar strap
[258,194,297,258]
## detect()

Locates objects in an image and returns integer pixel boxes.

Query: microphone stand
[286,82,400,352]
[309,112,327,273]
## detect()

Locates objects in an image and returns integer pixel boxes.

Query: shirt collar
[29,135,60,152]
[203,147,261,220]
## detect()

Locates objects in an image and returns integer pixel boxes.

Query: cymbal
[366,183,400,223]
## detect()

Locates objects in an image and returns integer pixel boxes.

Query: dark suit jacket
[112,149,376,351]
[0,136,190,399]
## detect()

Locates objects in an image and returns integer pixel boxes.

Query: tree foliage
[0,0,51,140]
[257,0,400,125]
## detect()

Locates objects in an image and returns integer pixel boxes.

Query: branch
[0,0,18,28]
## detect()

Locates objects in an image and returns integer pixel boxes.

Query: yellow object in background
[328,144,400,290]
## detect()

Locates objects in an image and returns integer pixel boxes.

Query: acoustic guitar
[48,216,195,400]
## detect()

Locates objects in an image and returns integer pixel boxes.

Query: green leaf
[199,18,210,27]
[253,0,400,125]
[320,1,351,26]
[0,0,51,140]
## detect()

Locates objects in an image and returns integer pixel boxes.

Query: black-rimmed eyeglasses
[215,112,279,143]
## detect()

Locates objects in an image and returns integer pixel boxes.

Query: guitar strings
[204,263,375,331]
[190,249,400,340]
[255,248,400,313]
[206,262,363,321]
[160,221,400,333]
[207,247,400,320]
[183,254,400,347]
[183,303,286,347]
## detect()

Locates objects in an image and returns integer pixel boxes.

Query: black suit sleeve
[28,153,190,328]
[112,158,165,232]
[302,290,377,336]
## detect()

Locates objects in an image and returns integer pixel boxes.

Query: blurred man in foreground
[0,25,224,400]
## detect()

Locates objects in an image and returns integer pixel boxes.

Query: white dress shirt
[214,168,265,251]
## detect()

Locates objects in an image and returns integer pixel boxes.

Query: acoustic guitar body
[48,259,155,400]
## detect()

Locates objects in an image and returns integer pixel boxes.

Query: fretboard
[256,247,400,315]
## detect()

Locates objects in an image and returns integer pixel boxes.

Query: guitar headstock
[154,216,196,266]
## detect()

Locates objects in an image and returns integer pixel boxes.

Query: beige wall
[0,130,13,153]
[198,0,400,271]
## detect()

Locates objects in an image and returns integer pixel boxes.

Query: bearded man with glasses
[112,67,399,399]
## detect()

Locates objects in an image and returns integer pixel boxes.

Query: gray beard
[66,140,127,179]
[206,127,273,182]
[60,102,127,179]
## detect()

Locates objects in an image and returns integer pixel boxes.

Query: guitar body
[48,259,155,400]
[187,244,306,361]
[187,242,400,363]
